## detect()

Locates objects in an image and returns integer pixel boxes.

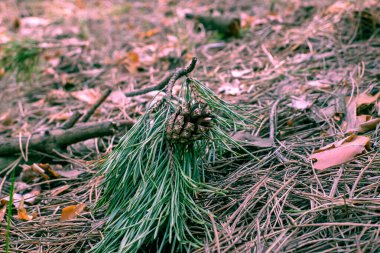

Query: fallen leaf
[51,185,71,196]
[289,96,313,110]
[0,67,5,78]
[358,117,380,133]
[218,79,241,96]
[31,163,50,180]
[0,112,13,126]
[0,204,6,222]
[17,196,32,221]
[137,28,160,39]
[56,169,84,179]
[309,135,370,170]
[60,203,86,221]
[21,17,50,27]
[71,89,101,105]
[48,111,73,123]
[345,93,380,132]
[24,186,41,205]
[306,80,330,89]
[1,193,23,208]
[352,93,379,107]
[231,69,252,78]
[38,163,61,179]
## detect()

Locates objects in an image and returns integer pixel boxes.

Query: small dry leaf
[2,193,23,208]
[345,93,380,132]
[24,186,41,205]
[17,196,32,221]
[358,117,380,133]
[31,163,50,180]
[48,111,73,123]
[309,135,370,170]
[0,204,6,222]
[60,203,85,221]
[71,89,101,105]
[306,80,330,89]
[51,185,71,196]
[137,28,160,39]
[57,169,84,179]
[231,69,252,78]
[289,96,313,110]
[0,112,13,126]
[39,163,61,179]
[0,67,5,78]
[352,93,379,107]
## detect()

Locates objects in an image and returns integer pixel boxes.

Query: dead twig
[124,57,197,97]
[81,88,112,123]
[61,112,83,130]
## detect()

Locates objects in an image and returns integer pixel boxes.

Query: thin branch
[81,88,112,123]
[124,57,198,97]
[61,111,83,129]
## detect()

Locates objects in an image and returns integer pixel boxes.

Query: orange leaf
[60,203,85,221]
[309,135,370,170]
[31,163,50,180]
[39,163,61,179]
[137,28,160,39]
[17,196,32,221]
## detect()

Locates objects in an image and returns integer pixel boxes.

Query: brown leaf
[345,93,380,132]
[0,112,13,126]
[38,163,61,179]
[71,89,101,105]
[358,115,380,133]
[60,203,85,221]
[0,204,6,222]
[137,28,160,39]
[17,196,32,221]
[24,186,41,205]
[31,163,50,180]
[309,135,370,170]
[57,169,84,179]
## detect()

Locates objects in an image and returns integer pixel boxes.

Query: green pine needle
[0,39,42,82]
[92,78,256,253]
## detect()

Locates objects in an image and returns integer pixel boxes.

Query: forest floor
[0,0,380,252]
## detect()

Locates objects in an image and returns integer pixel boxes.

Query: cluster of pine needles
[0,39,42,82]
[92,76,256,252]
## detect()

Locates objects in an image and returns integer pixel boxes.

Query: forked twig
[125,57,197,97]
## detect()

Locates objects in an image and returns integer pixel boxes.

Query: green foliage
[0,39,42,82]
[92,78,256,253]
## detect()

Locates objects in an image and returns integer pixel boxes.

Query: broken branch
[0,120,133,156]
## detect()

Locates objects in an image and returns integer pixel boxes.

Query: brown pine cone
[166,101,215,144]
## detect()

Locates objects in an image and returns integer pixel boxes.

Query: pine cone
[166,101,215,144]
